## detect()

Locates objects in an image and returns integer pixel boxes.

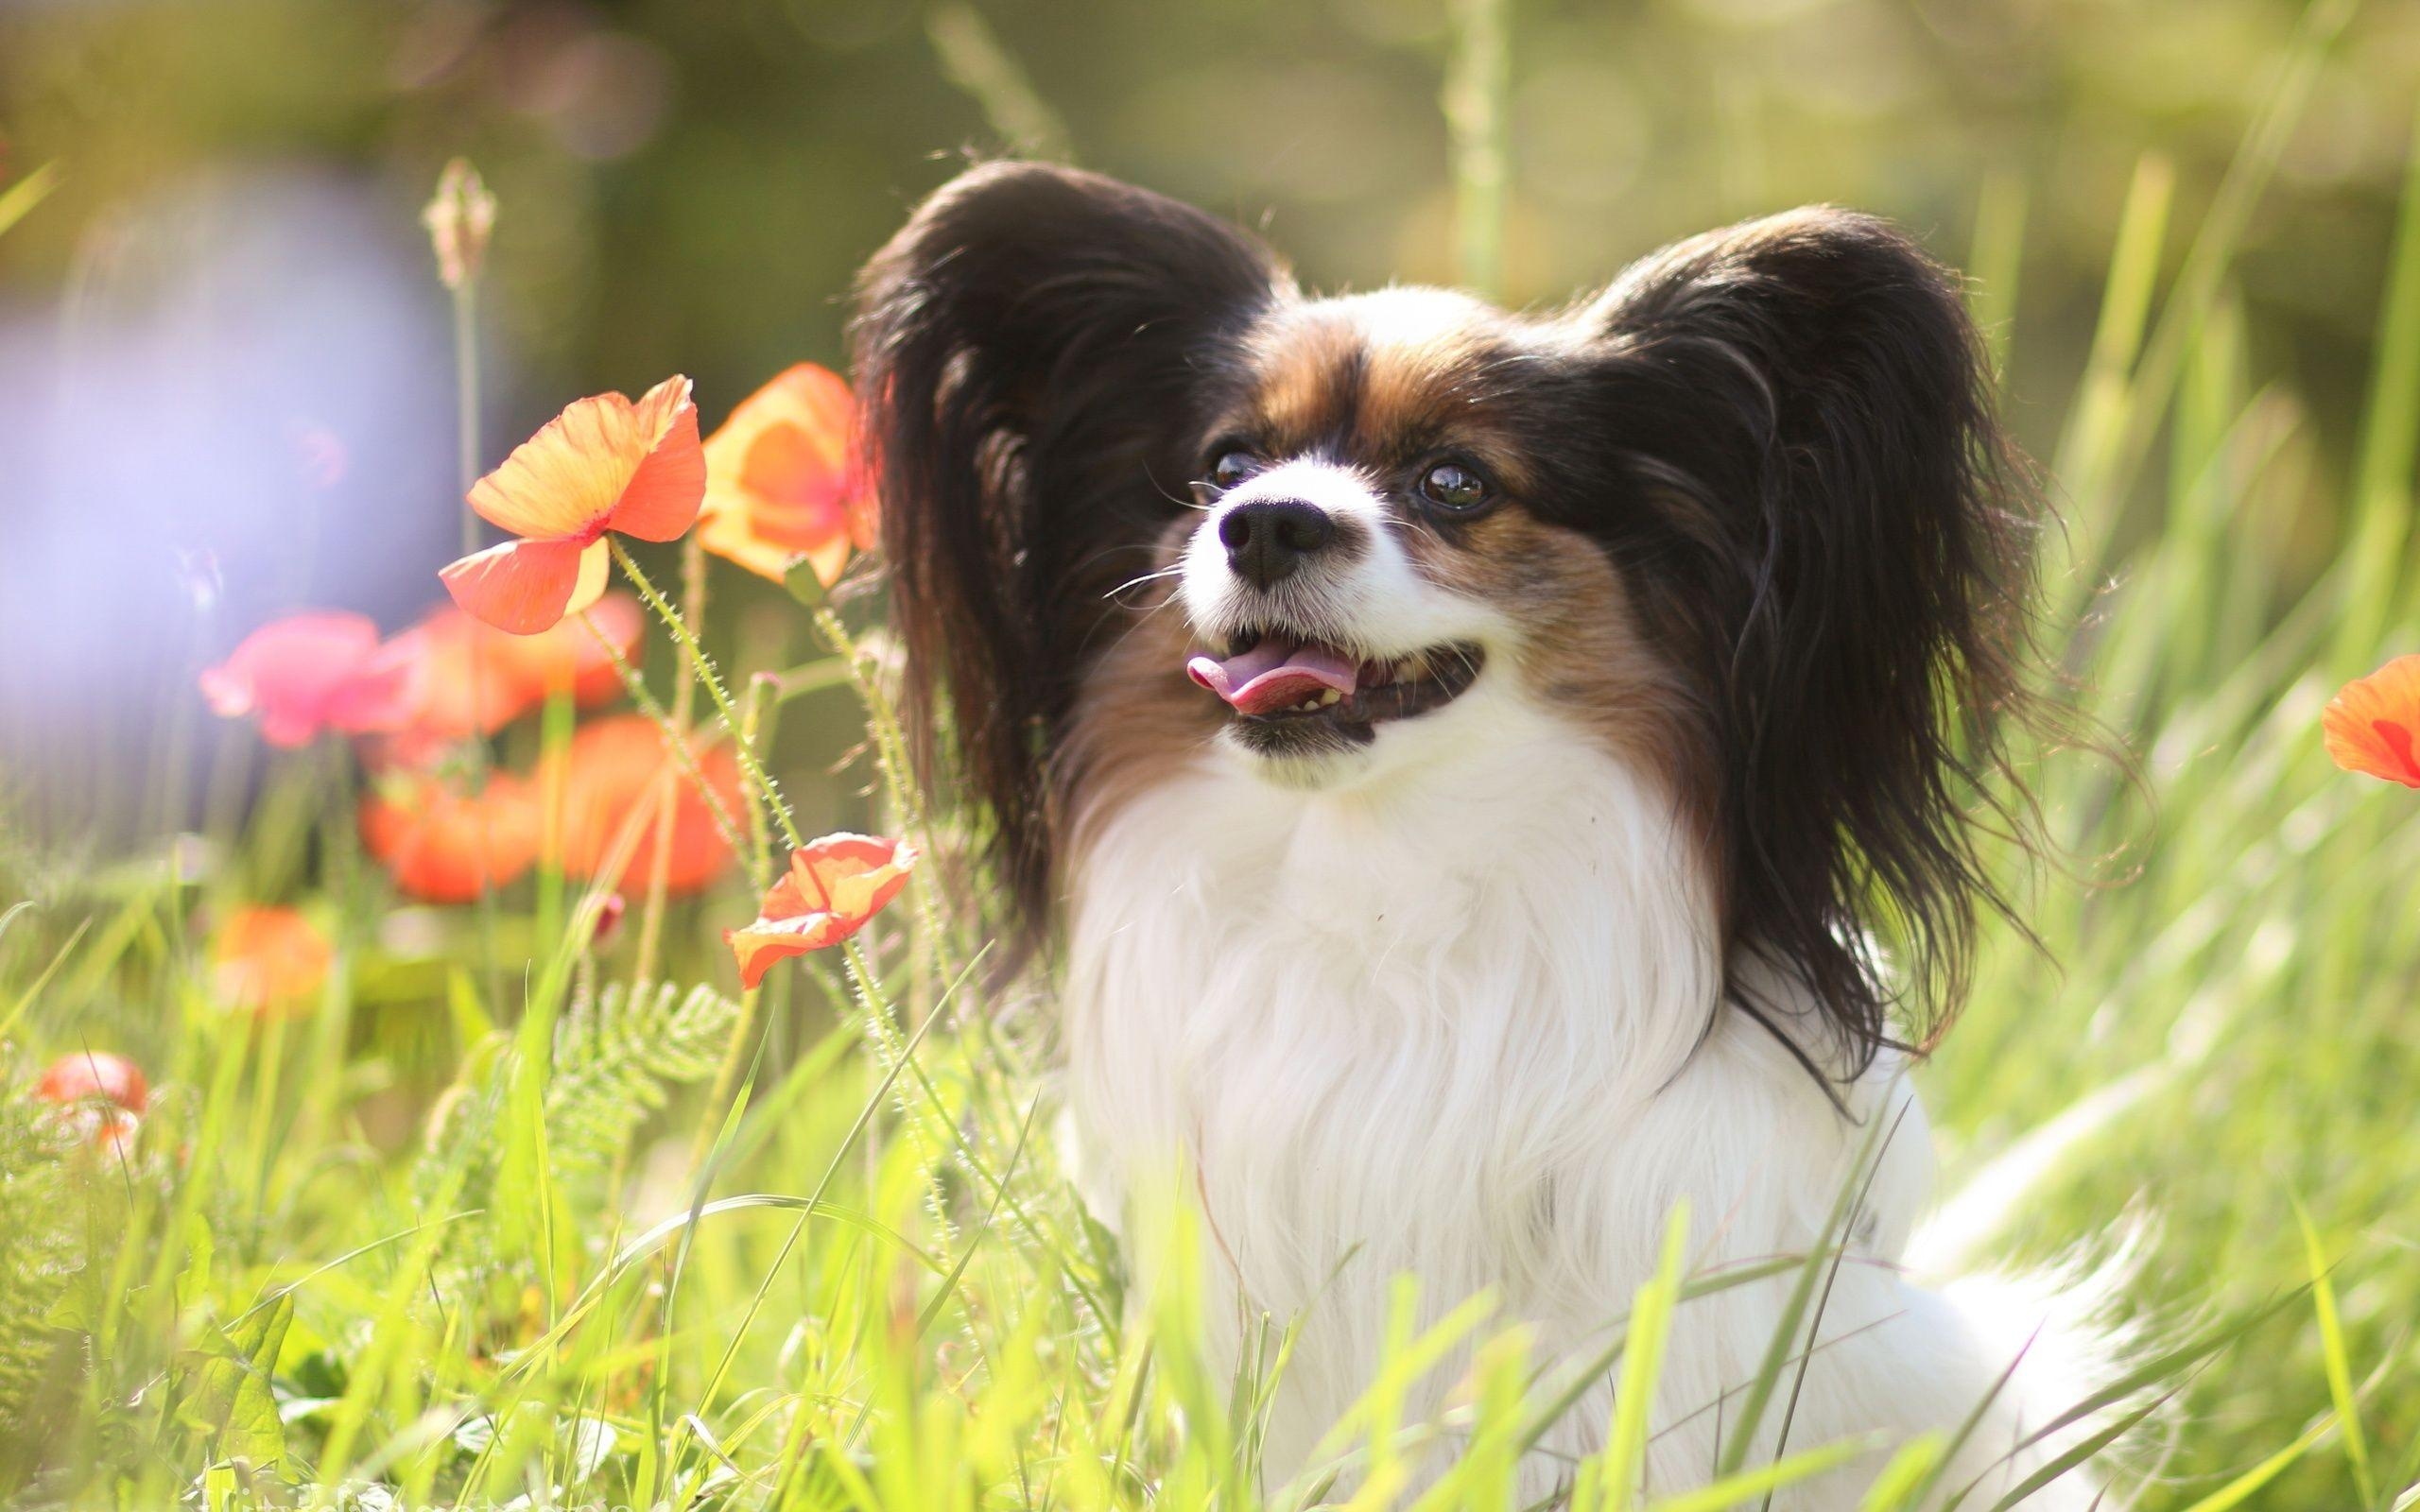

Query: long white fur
[1058,481,2102,1506]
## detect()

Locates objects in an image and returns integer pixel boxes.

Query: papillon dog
[851,162,2108,1506]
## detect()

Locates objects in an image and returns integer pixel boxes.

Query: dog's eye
[1208,451,1259,491]
[1417,461,1490,514]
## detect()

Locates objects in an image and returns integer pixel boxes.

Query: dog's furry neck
[1063,694,1742,1469]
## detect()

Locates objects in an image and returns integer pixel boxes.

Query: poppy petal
[2325,655,2420,787]
[504,591,642,706]
[211,906,333,1016]
[384,610,536,747]
[441,537,592,635]
[699,364,863,584]
[701,364,853,481]
[799,533,853,591]
[568,538,612,618]
[35,1052,149,1115]
[199,612,410,747]
[723,833,917,988]
[603,376,708,541]
[322,633,426,735]
[362,771,542,902]
[549,715,742,893]
[468,388,658,541]
[696,504,804,582]
[727,911,848,989]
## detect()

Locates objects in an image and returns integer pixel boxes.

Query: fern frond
[544,981,740,1186]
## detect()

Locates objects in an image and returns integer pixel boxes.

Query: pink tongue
[1187,640,1360,715]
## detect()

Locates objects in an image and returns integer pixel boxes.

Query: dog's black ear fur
[852,162,1287,948]
[1579,207,2048,1075]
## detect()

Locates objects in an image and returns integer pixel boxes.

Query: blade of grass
[1605,1202,1692,1512]
[1715,1097,1901,1477]
[1649,1434,1882,1512]
[0,161,60,238]
[2173,1413,2334,1512]
[2296,1202,2376,1504]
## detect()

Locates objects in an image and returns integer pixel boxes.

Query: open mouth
[1184,630,1486,737]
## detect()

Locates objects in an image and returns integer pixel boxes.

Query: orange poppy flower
[380,594,644,763]
[699,363,874,588]
[2325,656,2420,787]
[726,833,919,988]
[211,906,333,1016]
[361,768,544,902]
[200,612,422,747]
[440,377,706,634]
[504,589,644,706]
[551,714,744,894]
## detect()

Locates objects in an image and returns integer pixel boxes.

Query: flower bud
[590,891,628,952]
[423,158,497,291]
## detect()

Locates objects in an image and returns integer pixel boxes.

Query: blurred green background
[3,0,2410,396]
[3,0,2414,521]
[7,0,2414,365]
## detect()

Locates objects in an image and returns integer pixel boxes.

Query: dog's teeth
[1319,688,1341,707]
[1399,651,1431,682]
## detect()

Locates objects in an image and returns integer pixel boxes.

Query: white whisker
[1104,564,1187,600]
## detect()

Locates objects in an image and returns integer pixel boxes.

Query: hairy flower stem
[841,936,956,1247]
[688,675,780,1168]
[439,246,508,1015]
[611,539,805,849]
[632,536,707,987]
[807,603,954,1000]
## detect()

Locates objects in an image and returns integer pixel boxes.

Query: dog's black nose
[1218,499,1335,589]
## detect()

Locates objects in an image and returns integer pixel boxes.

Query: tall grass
[3,6,2419,1508]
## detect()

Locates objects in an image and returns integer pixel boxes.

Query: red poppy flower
[35,1051,149,1116]
[2325,656,2420,787]
[551,714,743,894]
[34,1051,148,1157]
[440,377,706,634]
[199,612,421,747]
[361,769,544,902]
[726,833,919,988]
[211,906,333,1016]
[699,364,875,588]
[379,594,643,763]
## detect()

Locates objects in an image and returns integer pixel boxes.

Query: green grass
[6,7,2420,1507]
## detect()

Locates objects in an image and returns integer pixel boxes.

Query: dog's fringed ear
[1582,207,2048,1074]
[852,163,1287,947]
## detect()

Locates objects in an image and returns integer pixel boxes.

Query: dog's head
[853,161,2045,1073]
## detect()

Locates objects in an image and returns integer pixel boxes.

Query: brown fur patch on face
[1241,308,1366,446]
[1403,507,1720,850]
[1057,519,1227,863]
[1228,292,1533,491]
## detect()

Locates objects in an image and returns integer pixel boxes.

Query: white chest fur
[1067,699,1721,1287]
[1060,699,2074,1505]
